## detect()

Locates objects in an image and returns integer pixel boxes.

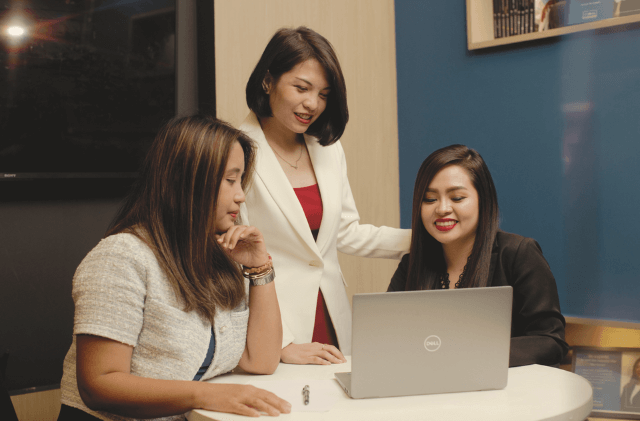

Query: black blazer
[621,381,640,412]
[387,231,569,367]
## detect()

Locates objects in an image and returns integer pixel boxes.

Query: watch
[245,267,276,286]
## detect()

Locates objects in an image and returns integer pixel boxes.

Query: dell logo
[424,335,441,352]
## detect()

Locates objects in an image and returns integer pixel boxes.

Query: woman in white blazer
[240,27,410,364]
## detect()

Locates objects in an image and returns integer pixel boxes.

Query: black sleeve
[508,237,569,367]
[387,254,410,292]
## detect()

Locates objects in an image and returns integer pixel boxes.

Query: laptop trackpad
[335,372,352,397]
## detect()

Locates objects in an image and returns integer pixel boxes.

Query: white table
[188,357,593,421]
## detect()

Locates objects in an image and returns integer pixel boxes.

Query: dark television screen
[0,0,176,179]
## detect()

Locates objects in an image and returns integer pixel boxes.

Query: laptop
[335,286,513,399]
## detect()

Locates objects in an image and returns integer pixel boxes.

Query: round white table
[188,357,593,421]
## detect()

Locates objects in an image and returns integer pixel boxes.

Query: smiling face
[421,165,479,252]
[213,142,246,234]
[264,59,331,137]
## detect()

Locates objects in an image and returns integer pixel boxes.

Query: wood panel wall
[214,0,403,300]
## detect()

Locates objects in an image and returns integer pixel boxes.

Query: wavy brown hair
[405,145,499,291]
[107,115,256,323]
[246,26,348,146]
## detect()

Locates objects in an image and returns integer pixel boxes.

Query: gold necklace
[271,142,304,169]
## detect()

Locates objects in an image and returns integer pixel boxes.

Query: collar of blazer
[488,231,505,285]
[241,112,341,257]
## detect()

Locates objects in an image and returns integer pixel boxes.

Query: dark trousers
[57,404,101,421]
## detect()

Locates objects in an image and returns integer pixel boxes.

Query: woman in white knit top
[58,116,290,420]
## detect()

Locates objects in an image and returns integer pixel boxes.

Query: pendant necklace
[272,142,304,170]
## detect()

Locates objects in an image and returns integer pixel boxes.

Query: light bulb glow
[7,26,26,37]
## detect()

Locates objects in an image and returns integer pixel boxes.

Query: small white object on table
[188,356,592,421]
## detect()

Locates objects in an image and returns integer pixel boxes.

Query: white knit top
[60,233,250,421]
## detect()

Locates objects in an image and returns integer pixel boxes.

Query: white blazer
[240,112,410,355]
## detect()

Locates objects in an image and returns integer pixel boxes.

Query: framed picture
[572,347,640,419]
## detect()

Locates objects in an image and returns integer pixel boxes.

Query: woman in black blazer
[387,144,568,367]
[621,357,640,412]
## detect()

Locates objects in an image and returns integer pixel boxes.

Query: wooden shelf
[466,0,640,50]
[565,316,640,348]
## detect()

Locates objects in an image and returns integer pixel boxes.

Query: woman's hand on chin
[216,225,269,268]
[280,342,347,365]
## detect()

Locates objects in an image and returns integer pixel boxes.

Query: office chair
[1,352,19,421]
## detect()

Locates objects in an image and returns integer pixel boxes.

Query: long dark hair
[107,115,256,323]
[405,144,499,291]
[632,357,640,381]
[246,26,348,146]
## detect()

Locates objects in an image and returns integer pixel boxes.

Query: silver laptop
[335,286,513,399]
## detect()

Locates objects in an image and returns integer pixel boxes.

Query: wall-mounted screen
[0,0,176,179]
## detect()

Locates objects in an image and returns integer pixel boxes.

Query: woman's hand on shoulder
[280,342,347,365]
[216,225,269,268]
[198,383,291,417]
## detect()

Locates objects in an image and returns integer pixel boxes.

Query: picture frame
[572,347,640,419]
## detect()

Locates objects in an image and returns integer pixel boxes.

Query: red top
[294,184,323,237]
[293,184,338,348]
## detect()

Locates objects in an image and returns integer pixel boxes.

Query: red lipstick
[435,218,457,232]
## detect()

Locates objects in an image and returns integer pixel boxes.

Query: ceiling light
[7,26,26,38]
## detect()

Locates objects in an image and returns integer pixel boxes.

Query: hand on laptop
[281,342,347,365]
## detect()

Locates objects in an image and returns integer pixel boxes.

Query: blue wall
[395,1,640,323]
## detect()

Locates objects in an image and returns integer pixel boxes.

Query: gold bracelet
[247,267,275,286]
[242,254,272,277]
